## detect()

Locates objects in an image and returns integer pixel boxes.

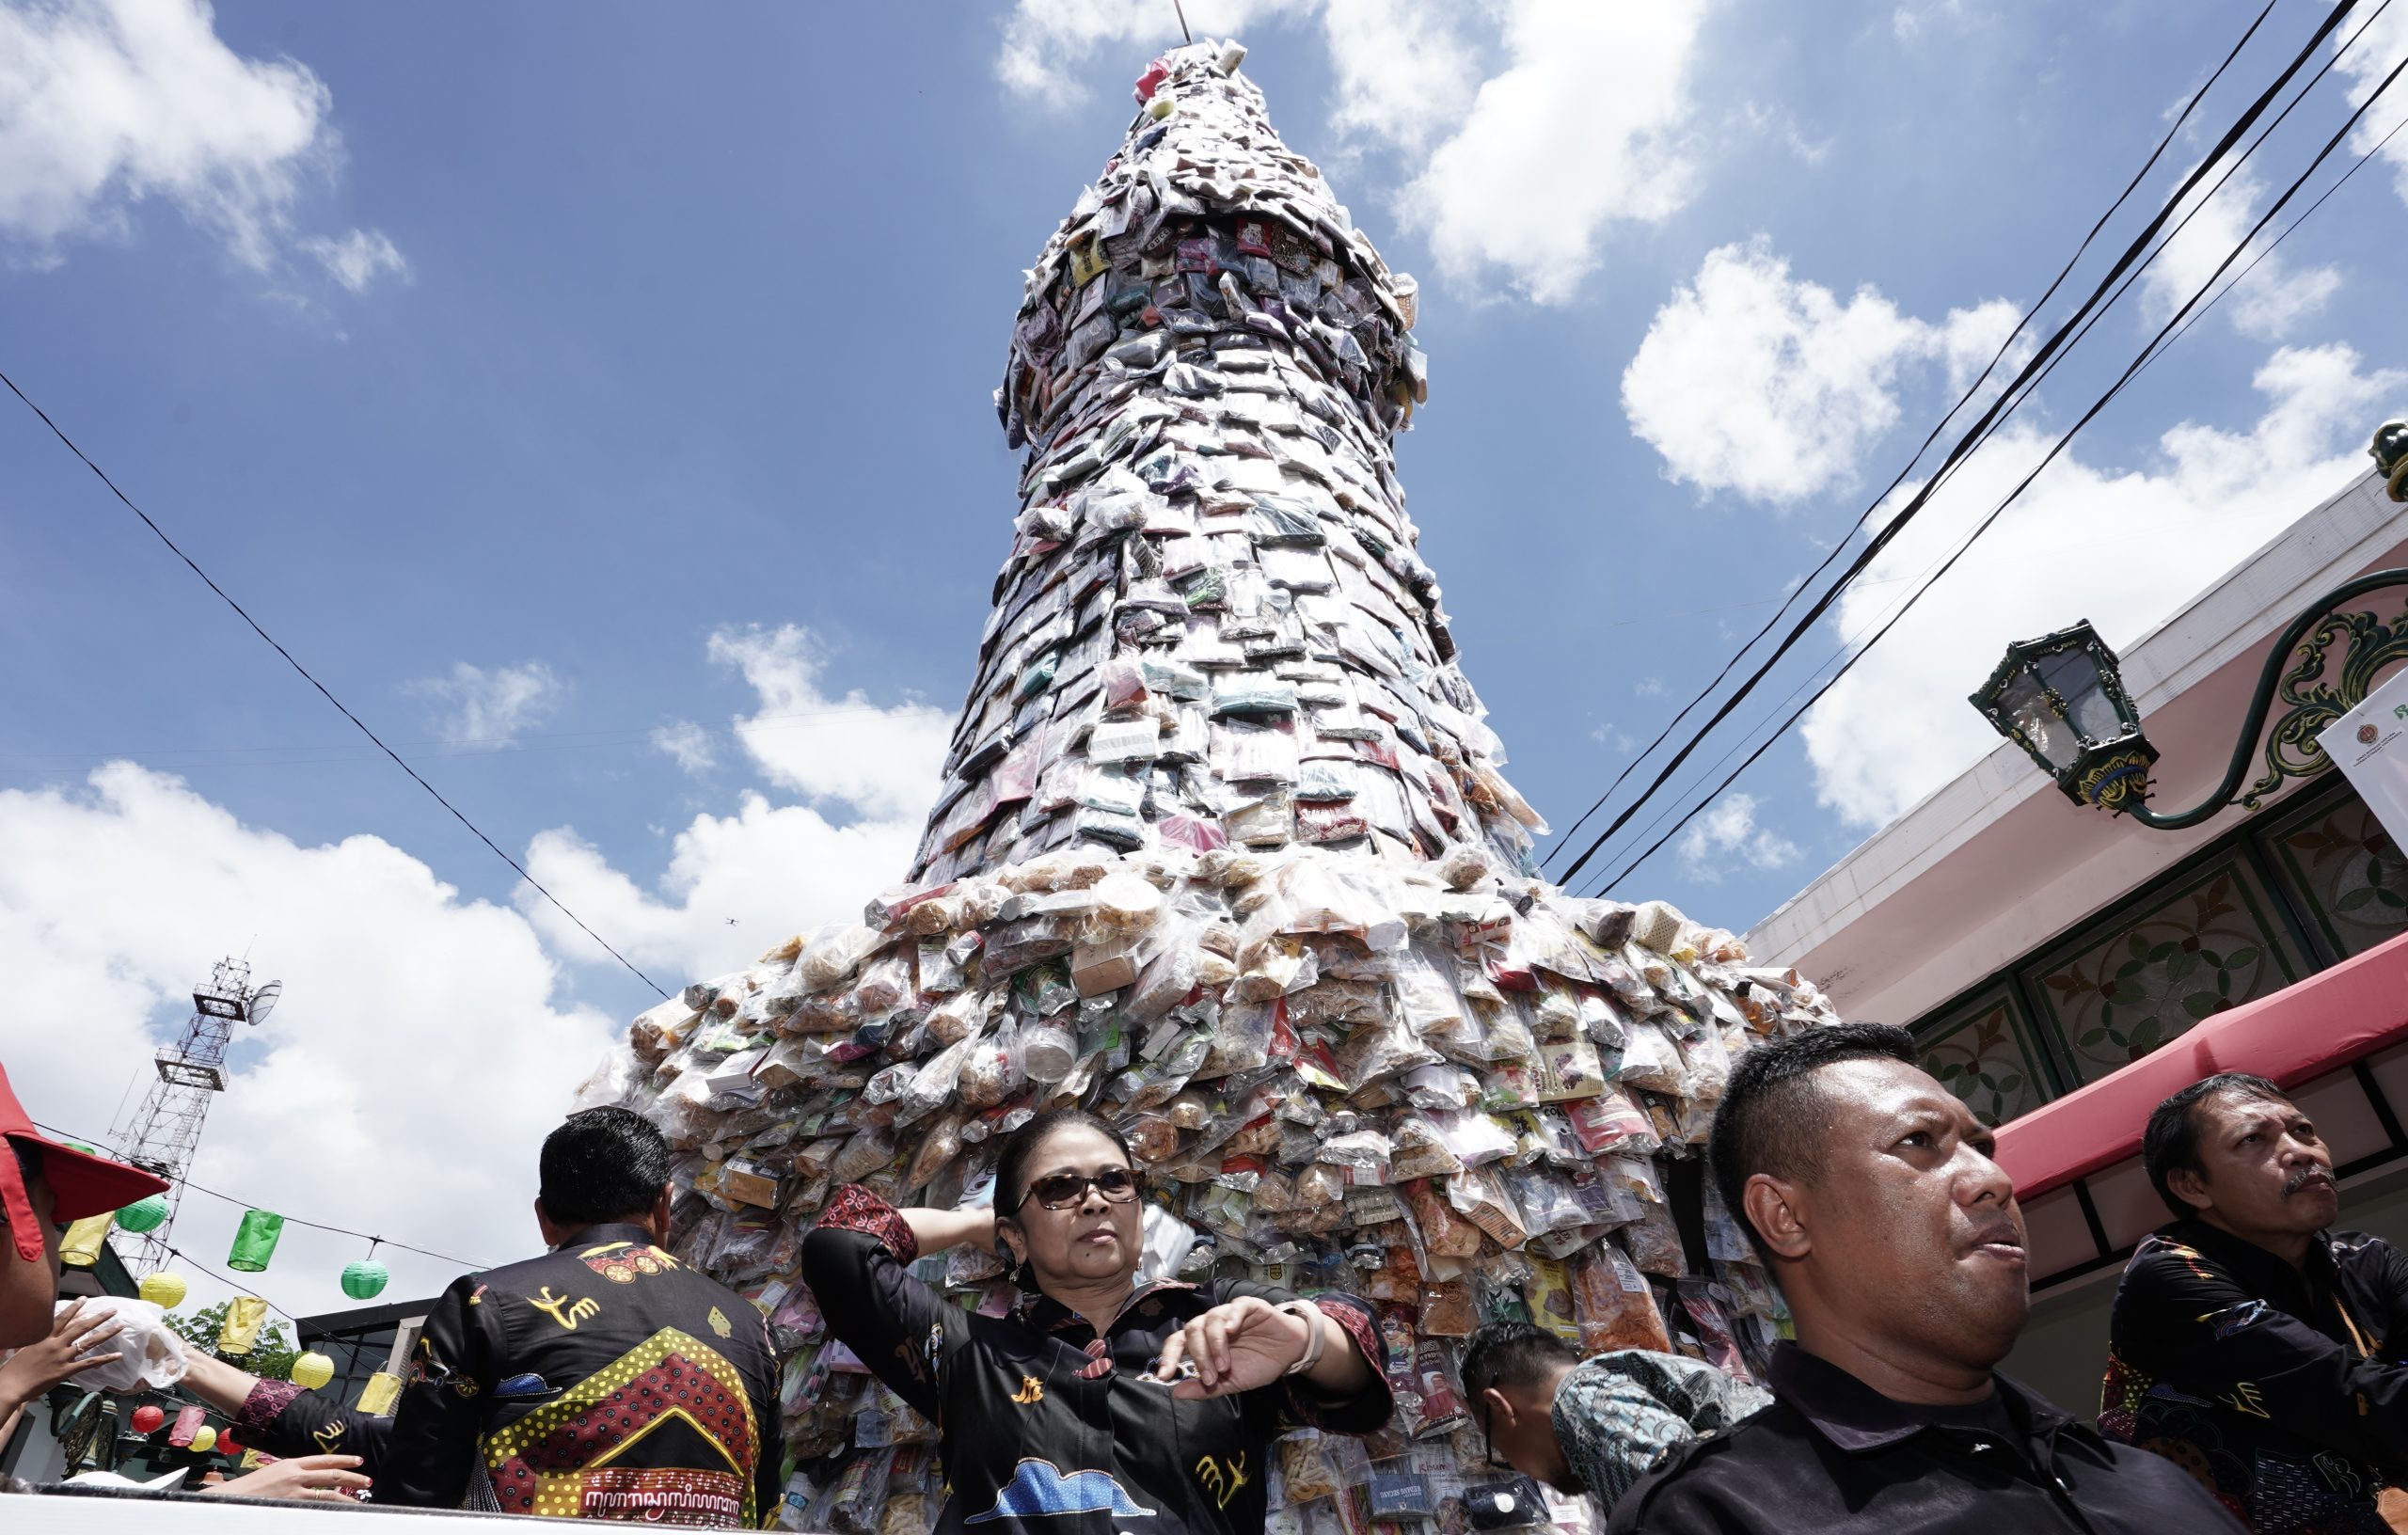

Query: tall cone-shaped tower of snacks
[597,40,1842,1514]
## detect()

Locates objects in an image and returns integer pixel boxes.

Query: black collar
[2162,1217,2332,1306]
[1018,1276,1197,1337]
[552,1221,660,1254]
[1767,1344,2068,1454]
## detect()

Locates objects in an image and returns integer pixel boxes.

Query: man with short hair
[183,1106,784,1527]
[1463,1321,1766,1507]
[1605,1022,2239,1532]
[2100,1072,2408,1532]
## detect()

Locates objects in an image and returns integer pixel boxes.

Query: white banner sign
[2315,662,2408,848]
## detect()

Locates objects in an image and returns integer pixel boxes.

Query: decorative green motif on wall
[2270,796,2408,959]
[1922,999,2048,1126]
[2031,865,2303,1084]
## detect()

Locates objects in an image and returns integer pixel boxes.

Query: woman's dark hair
[994,1108,1134,1218]
[2144,1072,2289,1217]
[538,1106,673,1227]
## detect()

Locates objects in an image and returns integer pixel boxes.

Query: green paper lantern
[228,1210,284,1273]
[341,1258,389,1300]
[117,1194,169,1234]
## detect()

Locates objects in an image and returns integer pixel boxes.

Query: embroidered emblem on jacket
[1013,1376,1044,1404]
[1196,1452,1248,1509]
[529,1285,601,1332]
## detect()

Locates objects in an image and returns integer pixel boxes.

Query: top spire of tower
[915,40,1542,886]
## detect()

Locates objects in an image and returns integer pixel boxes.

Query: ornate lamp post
[1971,420,2408,830]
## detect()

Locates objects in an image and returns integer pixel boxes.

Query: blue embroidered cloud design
[965,1460,1157,1523]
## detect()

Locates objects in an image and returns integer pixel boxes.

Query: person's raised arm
[0,1301,122,1446]
[798,1187,985,1421]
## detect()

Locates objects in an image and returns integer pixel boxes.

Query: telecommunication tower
[109,957,279,1273]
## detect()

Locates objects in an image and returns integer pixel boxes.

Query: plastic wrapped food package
[1570,1244,1672,1354]
[587,40,1861,1520]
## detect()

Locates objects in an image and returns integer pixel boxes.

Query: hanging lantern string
[38,1119,489,1270]
[160,1243,309,1331]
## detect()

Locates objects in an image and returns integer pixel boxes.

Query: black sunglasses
[1017,1167,1142,1212]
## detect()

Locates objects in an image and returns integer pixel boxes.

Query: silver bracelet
[1275,1300,1326,1378]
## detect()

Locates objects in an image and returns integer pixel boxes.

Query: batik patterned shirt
[1551,1349,1771,1506]
[2101,1219,2408,1534]
[237,1222,784,1527]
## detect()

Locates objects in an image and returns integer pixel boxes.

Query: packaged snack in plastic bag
[1564,1087,1658,1158]
[1418,1275,1477,1337]
[1522,1257,1578,1344]
[1615,1019,1687,1095]
[1677,1278,1754,1384]
[1281,1432,1344,1504]
[1569,1244,1671,1353]
[1447,1165,1528,1251]
[1407,1179,1485,1258]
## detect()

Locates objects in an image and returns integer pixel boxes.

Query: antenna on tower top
[108,957,280,1273]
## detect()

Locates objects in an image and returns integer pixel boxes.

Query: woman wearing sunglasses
[800,1107,1390,1535]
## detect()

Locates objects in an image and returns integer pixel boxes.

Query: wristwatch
[1274,1300,1326,1378]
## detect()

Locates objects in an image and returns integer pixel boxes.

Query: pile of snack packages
[574,39,1842,1535]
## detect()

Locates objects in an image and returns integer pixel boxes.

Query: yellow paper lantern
[189,1425,217,1454]
[355,1370,402,1417]
[217,1295,268,1356]
[137,1271,188,1309]
[291,1351,335,1390]
[59,1212,114,1268]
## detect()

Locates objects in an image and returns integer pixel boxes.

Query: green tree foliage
[161,1302,300,1381]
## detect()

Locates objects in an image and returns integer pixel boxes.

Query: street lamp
[1971,419,2408,831]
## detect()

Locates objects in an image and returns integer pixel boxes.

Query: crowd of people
[2,1026,2403,1532]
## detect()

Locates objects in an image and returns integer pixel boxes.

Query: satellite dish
[245,979,282,1026]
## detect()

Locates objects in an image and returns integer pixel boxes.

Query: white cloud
[1396,1,1709,304]
[522,797,926,984]
[992,0,1710,305]
[1621,239,2021,507]
[2141,164,2339,342]
[1319,0,1481,155]
[302,227,407,293]
[517,625,947,982]
[650,720,717,777]
[0,764,617,1319]
[2336,4,2408,207]
[0,0,391,277]
[1676,792,1800,880]
[1801,342,2406,826]
[994,0,1300,100]
[707,625,949,823]
[405,661,564,746]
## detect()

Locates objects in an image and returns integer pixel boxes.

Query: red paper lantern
[217,1429,244,1454]
[131,1404,166,1434]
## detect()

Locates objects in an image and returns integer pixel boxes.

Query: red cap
[0,1062,171,1264]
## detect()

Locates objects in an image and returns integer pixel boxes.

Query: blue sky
[3,0,2404,1314]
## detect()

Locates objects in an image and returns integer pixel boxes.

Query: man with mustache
[1605,1023,2238,1532]
[2100,1072,2408,1532]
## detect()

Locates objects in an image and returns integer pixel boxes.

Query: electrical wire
[36,1118,489,1271]
[158,1242,309,1330]
[1579,50,2408,897]
[1546,0,2367,887]
[0,368,670,1001]
[1540,0,2290,868]
[1572,13,2406,890]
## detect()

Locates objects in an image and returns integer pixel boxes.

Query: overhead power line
[1546,0,2368,889]
[1582,48,2408,897]
[0,368,670,1000]
[37,1118,489,1272]
[1540,0,2289,872]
